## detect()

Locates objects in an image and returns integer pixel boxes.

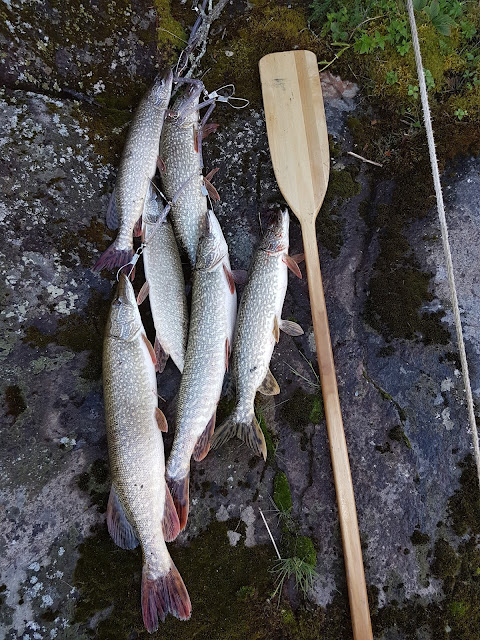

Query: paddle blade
[259,50,330,222]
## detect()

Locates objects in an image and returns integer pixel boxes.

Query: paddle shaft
[302,218,373,640]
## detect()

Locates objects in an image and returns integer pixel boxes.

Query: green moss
[273,472,292,513]
[410,530,430,546]
[77,458,110,513]
[448,454,480,536]
[4,385,27,422]
[153,0,187,64]
[281,387,324,431]
[236,585,255,600]
[431,538,460,581]
[284,535,317,568]
[388,426,412,449]
[23,289,111,381]
[206,4,324,106]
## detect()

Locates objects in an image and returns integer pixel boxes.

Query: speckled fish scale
[160,90,207,266]
[103,274,190,631]
[166,212,237,529]
[211,210,303,459]
[142,187,188,373]
[94,69,173,270]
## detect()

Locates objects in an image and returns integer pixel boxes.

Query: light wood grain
[259,50,373,640]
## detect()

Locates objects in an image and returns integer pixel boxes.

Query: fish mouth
[261,209,289,254]
[116,272,137,307]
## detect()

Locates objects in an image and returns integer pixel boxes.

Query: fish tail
[141,560,191,632]
[93,243,134,272]
[165,473,189,531]
[210,409,267,460]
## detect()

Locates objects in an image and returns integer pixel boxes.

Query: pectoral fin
[142,333,157,367]
[223,263,235,294]
[273,316,280,343]
[258,368,280,396]
[155,407,168,432]
[279,319,304,336]
[283,254,302,278]
[137,281,150,305]
[154,337,169,374]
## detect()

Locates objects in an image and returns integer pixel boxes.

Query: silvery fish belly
[103,274,191,632]
[160,89,207,266]
[141,186,188,373]
[94,68,173,272]
[166,212,237,529]
[210,209,304,459]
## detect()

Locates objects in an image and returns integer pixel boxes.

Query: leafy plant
[454,108,468,120]
[408,84,419,98]
[386,70,399,85]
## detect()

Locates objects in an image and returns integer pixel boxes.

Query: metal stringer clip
[116,244,146,282]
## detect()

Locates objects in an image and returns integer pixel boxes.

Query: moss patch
[4,385,27,422]
[410,529,430,546]
[281,387,324,431]
[448,454,480,536]
[77,458,110,513]
[273,472,292,513]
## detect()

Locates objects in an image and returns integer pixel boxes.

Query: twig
[184,0,230,79]
[347,151,383,167]
[259,508,281,560]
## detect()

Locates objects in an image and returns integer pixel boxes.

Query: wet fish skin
[103,273,190,631]
[142,185,188,373]
[166,211,237,528]
[94,68,173,271]
[160,87,207,266]
[211,210,302,459]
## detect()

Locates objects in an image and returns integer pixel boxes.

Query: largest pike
[166,211,237,529]
[103,273,191,632]
[210,209,303,459]
[94,68,173,271]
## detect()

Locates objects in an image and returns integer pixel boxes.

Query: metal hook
[116,244,145,282]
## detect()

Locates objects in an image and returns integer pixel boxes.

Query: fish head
[106,273,143,341]
[260,209,290,255]
[170,86,199,127]
[150,67,174,109]
[195,210,228,271]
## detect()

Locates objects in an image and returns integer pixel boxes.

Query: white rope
[406,0,480,485]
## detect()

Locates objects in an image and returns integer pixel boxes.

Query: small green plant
[454,108,468,120]
[424,68,435,90]
[408,84,419,99]
[271,557,318,601]
[386,70,399,85]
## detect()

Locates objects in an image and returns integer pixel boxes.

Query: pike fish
[210,209,303,459]
[103,274,191,632]
[166,211,237,528]
[160,86,216,266]
[94,68,173,271]
[138,185,188,373]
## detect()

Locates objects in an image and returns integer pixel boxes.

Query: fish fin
[106,486,139,550]
[201,123,219,140]
[225,338,229,372]
[137,281,150,305]
[279,319,304,337]
[93,245,134,272]
[141,561,191,632]
[157,156,166,174]
[203,177,220,202]
[291,252,305,264]
[223,263,235,294]
[163,485,180,542]
[273,316,280,343]
[283,254,302,278]
[193,412,216,462]
[258,368,280,396]
[231,269,248,285]
[204,167,219,182]
[155,407,168,432]
[210,411,267,460]
[166,474,190,531]
[154,336,169,373]
[106,189,119,230]
[133,215,143,238]
[142,333,157,367]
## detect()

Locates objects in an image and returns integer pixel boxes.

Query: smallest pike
[210,209,303,459]
[94,68,173,272]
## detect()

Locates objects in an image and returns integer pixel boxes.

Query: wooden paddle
[259,50,373,640]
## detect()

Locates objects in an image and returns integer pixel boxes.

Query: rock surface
[1,2,479,639]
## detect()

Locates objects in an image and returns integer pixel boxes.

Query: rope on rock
[406,0,480,486]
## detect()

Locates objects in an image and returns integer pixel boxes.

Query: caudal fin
[210,411,267,460]
[93,243,134,272]
[166,474,189,531]
[141,561,191,632]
